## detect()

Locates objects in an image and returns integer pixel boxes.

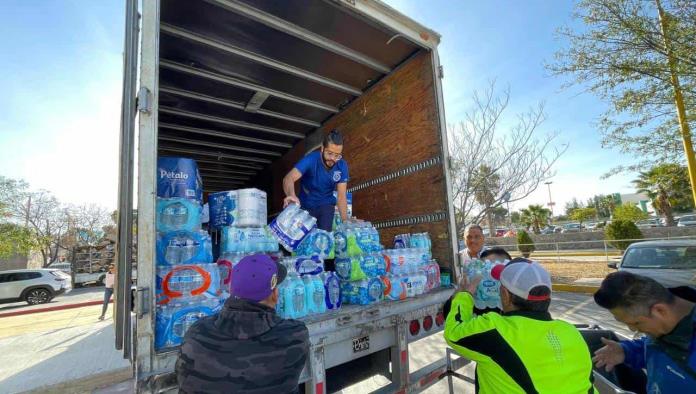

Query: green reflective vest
[444,292,596,394]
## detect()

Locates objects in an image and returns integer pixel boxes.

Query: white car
[677,215,696,227]
[0,269,72,305]
[609,240,696,289]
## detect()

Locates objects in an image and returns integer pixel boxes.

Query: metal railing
[487,235,696,263]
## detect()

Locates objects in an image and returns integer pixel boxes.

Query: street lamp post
[545,181,555,223]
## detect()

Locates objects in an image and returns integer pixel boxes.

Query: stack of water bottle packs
[154,157,222,350]
[209,188,281,297]
[270,204,342,319]
[379,232,441,302]
[332,221,388,305]
[464,258,508,310]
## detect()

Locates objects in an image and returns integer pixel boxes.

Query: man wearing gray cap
[176,254,309,394]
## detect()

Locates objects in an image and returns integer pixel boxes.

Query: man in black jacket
[176,254,309,393]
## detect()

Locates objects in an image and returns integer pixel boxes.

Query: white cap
[491,259,552,301]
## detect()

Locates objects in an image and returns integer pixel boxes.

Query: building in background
[620,193,653,214]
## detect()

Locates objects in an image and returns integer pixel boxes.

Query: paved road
[0,291,633,393]
[0,287,104,314]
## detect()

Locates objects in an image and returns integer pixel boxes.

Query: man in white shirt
[99,265,115,321]
[458,224,485,278]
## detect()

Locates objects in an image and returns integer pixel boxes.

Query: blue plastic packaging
[208,190,238,229]
[154,298,220,350]
[157,157,203,202]
[293,256,324,276]
[157,230,213,266]
[322,272,342,310]
[156,198,202,233]
[155,263,222,305]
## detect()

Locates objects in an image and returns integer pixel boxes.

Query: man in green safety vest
[443,258,596,393]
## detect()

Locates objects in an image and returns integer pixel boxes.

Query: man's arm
[283,168,302,207]
[444,291,503,363]
[620,337,647,370]
[336,182,348,221]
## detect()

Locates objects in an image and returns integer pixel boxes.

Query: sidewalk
[0,305,131,393]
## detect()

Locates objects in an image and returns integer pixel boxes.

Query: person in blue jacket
[593,271,696,393]
[282,129,349,231]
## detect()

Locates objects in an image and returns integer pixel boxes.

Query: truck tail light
[409,319,421,336]
[435,312,445,327]
[423,316,433,331]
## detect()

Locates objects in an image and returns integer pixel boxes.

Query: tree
[565,198,583,216]
[550,0,696,175]
[571,207,598,225]
[613,203,649,222]
[520,204,552,234]
[448,81,567,234]
[510,211,522,224]
[633,163,693,226]
[517,230,535,258]
[0,223,36,261]
[473,165,501,237]
[605,220,643,251]
[491,206,509,226]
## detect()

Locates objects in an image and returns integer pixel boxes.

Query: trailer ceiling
[156,0,427,192]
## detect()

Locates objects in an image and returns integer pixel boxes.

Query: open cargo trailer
[115,0,466,392]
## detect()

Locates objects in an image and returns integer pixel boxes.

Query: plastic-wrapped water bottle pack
[294,228,334,259]
[155,297,221,349]
[269,204,317,252]
[219,226,279,254]
[465,259,507,310]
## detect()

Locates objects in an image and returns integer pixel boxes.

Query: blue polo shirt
[294,150,349,209]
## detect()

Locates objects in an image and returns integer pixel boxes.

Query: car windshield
[680,216,696,222]
[623,246,696,269]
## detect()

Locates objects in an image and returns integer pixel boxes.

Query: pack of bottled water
[466,259,507,309]
[335,252,387,282]
[294,228,335,259]
[381,273,407,301]
[276,268,342,319]
[157,198,202,233]
[236,188,267,227]
[155,297,221,349]
[334,221,382,258]
[340,277,384,305]
[394,232,432,250]
[155,263,222,305]
[269,204,317,252]
[219,226,279,254]
[287,255,324,276]
[157,230,214,266]
[208,190,238,229]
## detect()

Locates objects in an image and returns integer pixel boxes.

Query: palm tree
[632,164,691,227]
[520,204,551,234]
[473,165,501,237]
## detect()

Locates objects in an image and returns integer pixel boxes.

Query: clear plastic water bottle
[285,272,307,319]
[312,275,327,314]
[322,272,342,310]
[335,257,352,281]
[276,279,288,318]
[160,201,189,229]
[303,275,317,315]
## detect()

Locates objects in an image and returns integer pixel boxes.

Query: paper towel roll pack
[236,188,267,227]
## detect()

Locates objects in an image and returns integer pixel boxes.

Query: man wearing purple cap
[176,254,309,393]
[443,258,596,393]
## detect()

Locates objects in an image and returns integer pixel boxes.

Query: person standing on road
[592,271,696,392]
[282,129,349,231]
[444,258,596,393]
[98,264,115,321]
[176,254,310,394]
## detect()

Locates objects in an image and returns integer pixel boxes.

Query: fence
[488,235,696,263]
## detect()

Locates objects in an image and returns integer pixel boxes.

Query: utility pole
[656,0,696,207]
[545,181,555,222]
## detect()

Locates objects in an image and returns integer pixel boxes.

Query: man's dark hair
[509,286,551,312]
[480,247,512,261]
[323,129,343,147]
[594,271,674,315]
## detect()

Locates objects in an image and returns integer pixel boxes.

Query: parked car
[0,269,72,305]
[677,215,696,227]
[562,223,582,233]
[540,226,556,235]
[635,218,661,228]
[608,240,696,289]
[495,228,508,237]
[585,222,598,231]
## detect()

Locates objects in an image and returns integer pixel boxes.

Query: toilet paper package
[157,157,203,202]
[236,188,267,227]
[208,190,238,229]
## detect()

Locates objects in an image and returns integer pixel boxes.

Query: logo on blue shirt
[333,171,342,182]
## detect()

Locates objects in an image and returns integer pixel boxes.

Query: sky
[0,0,639,215]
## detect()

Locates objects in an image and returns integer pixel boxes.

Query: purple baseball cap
[231,254,287,302]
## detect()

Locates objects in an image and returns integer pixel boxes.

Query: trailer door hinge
[135,287,150,318]
[137,87,151,114]
[438,65,444,79]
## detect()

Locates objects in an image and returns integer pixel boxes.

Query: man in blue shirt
[282,129,349,231]
[593,271,696,393]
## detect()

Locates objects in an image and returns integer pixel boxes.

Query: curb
[552,284,599,294]
[0,300,111,318]
[23,367,132,394]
